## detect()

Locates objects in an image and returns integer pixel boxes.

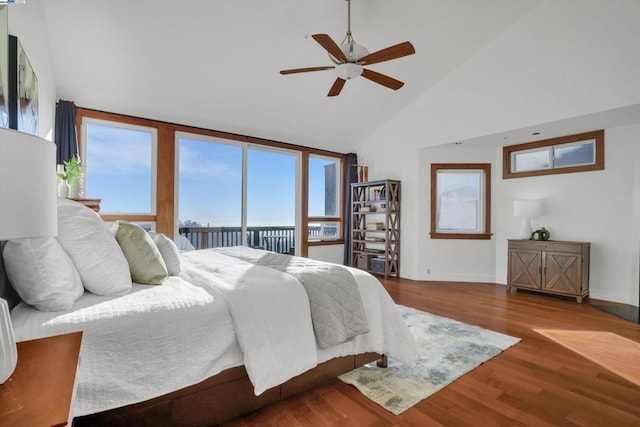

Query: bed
[0,199,415,426]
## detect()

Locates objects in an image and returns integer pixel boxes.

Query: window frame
[175,132,302,251]
[503,130,604,179]
[76,107,346,257]
[307,153,342,242]
[81,116,158,217]
[430,163,492,240]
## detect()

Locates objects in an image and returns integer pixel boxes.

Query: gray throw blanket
[212,247,369,348]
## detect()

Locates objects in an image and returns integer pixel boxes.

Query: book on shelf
[366,248,385,254]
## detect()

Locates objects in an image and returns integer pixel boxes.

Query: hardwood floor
[225,278,640,426]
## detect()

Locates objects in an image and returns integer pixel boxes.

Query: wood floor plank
[224,279,640,426]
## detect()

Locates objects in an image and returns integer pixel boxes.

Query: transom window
[503,130,604,179]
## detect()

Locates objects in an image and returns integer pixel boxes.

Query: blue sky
[85,123,333,227]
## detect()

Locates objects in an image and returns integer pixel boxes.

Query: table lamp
[513,199,542,240]
[0,128,57,384]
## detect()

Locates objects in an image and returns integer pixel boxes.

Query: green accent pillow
[113,221,168,285]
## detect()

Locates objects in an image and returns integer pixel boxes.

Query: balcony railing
[178,225,338,253]
[179,226,296,253]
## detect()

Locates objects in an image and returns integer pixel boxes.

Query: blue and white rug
[338,305,520,415]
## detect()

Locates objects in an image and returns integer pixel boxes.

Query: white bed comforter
[10,249,416,417]
[208,247,370,348]
[180,249,318,395]
[11,277,243,417]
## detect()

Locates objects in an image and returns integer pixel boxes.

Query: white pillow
[56,198,132,295]
[3,238,84,311]
[178,234,196,251]
[113,221,168,285]
[152,233,182,276]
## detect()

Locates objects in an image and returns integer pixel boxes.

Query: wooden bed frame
[0,242,386,426]
[74,352,385,426]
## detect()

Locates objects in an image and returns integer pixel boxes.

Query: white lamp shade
[0,128,57,240]
[335,62,364,80]
[513,200,542,218]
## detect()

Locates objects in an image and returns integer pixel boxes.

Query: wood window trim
[100,214,156,223]
[302,153,346,253]
[306,217,344,248]
[430,163,492,240]
[502,130,604,179]
[76,107,347,257]
[307,239,346,247]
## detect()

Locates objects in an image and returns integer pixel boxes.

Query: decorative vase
[57,179,70,198]
[0,298,17,384]
[531,227,550,241]
[69,181,80,198]
[68,172,84,198]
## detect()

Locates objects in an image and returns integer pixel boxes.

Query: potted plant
[57,155,82,198]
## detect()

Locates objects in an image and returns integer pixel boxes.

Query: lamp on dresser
[0,128,57,383]
[513,199,542,240]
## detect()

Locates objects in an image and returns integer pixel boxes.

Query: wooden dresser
[71,197,101,212]
[507,239,590,303]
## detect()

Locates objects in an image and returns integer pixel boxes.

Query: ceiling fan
[280,0,415,97]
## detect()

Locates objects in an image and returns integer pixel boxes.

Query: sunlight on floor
[535,329,640,387]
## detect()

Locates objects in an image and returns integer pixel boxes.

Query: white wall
[8,0,56,140]
[357,1,640,306]
[495,123,640,304]
[632,132,640,308]
[418,146,496,282]
[360,1,640,153]
[307,244,343,265]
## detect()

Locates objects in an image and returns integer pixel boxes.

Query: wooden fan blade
[328,78,346,97]
[280,66,335,75]
[358,41,415,66]
[312,34,347,63]
[361,69,404,90]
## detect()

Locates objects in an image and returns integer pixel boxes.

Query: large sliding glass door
[177,133,299,253]
[247,147,298,254]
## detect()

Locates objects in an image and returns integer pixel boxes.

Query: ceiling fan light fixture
[279,0,416,96]
[335,63,363,80]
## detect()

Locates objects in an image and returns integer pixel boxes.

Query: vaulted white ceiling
[41,0,539,153]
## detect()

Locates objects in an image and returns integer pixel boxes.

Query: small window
[308,221,340,242]
[308,154,342,242]
[504,130,603,179]
[308,155,340,217]
[430,163,491,240]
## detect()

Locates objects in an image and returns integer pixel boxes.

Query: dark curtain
[343,153,358,265]
[54,100,78,164]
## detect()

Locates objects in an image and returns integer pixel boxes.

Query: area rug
[338,305,520,415]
